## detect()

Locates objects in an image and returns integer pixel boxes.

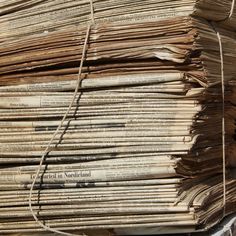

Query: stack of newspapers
[0,0,236,42]
[0,1,236,235]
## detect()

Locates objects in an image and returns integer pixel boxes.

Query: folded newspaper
[0,4,236,236]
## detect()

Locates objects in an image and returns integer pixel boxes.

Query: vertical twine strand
[28,1,94,234]
[211,22,226,217]
[229,0,235,18]
[90,0,95,24]
[28,24,91,236]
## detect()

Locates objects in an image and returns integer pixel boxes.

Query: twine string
[90,0,95,24]
[28,0,231,234]
[211,22,226,217]
[229,0,235,19]
[28,0,95,235]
